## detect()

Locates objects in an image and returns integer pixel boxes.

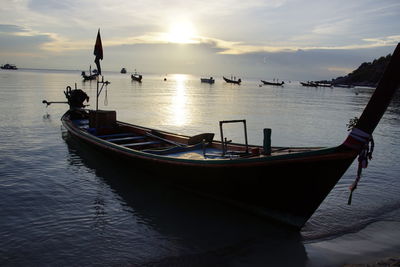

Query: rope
[104,85,108,106]
[347,129,374,205]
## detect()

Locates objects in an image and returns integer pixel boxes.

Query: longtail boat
[223,76,241,84]
[81,65,98,81]
[1,63,18,70]
[201,77,215,84]
[315,82,333,88]
[43,34,400,229]
[261,80,284,86]
[131,70,142,82]
[300,81,318,87]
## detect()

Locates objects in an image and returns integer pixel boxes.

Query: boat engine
[64,86,89,109]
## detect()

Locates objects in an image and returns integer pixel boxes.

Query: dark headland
[332,54,392,87]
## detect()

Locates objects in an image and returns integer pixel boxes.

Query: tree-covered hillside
[332,54,391,87]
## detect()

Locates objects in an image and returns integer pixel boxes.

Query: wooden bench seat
[97,132,136,139]
[122,140,161,148]
[106,136,146,142]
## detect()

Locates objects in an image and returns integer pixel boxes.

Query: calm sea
[1,69,399,266]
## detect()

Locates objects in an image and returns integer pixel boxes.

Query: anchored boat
[131,70,143,82]
[43,33,400,229]
[223,76,241,84]
[261,80,284,86]
[201,77,215,84]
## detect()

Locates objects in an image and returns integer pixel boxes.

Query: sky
[0,0,399,80]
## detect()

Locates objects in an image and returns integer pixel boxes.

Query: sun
[167,21,197,44]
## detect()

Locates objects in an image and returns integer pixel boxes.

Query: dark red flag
[93,29,103,75]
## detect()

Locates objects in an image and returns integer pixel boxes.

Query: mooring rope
[346,127,374,205]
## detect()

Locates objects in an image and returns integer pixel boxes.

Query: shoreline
[305,220,400,267]
[344,256,400,266]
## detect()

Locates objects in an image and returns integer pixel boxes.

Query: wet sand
[344,256,400,267]
[305,221,400,266]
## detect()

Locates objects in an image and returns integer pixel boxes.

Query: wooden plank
[107,136,146,142]
[122,141,161,147]
[97,132,136,138]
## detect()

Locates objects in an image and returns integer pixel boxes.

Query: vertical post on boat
[243,120,249,154]
[219,121,225,155]
[95,76,110,111]
[263,128,271,155]
[96,78,99,111]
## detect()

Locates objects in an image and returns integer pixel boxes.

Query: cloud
[0,0,398,79]
[0,24,57,56]
[27,0,75,12]
[311,19,353,35]
[0,24,28,33]
[363,35,400,47]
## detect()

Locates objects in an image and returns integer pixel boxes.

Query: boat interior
[68,109,323,160]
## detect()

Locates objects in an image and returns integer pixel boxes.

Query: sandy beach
[344,256,400,267]
[305,221,400,266]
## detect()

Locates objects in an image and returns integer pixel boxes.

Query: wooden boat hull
[82,74,98,81]
[223,76,241,84]
[300,82,318,87]
[62,112,357,229]
[261,80,284,86]
[131,74,142,82]
[201,78,215,84]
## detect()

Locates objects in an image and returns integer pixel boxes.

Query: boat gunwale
[62,114,355,167]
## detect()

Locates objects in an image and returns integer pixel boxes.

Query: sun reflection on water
[169,74,190,126]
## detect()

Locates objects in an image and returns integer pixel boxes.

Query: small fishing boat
[43,33,400,229]
[300,81,318,87]
[261,80,284,86]
[334,84,354,88]
[223,76,241,84]
[121,68,127,74]
[201,77,215,84]
[81,72,98,81]
[81,65,98,81]
[131,70,142,82]
[315,83,333,88]
[1,63,18,70]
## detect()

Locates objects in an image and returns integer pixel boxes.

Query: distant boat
[334,84,354,88]
[131,70,142,82]
[1,63,18,70]
[315,82,333,88]
[81,65,98,81]
[121,68,127,74]
[261,80,284,86]
[201,77,215,84]
[223,76,241,84]
[300,82,318,87]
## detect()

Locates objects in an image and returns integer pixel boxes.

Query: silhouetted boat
[223,76,241,84]
[43,34,400,229]
[300,81,318,87]
[334,84,354,88]
[201,77,215,84]
[261,80,284,86]
[316,83,333,88]
[121,68,127,74]
[81,72,98,81]
[81,65,98,81]
[1,63,17,70]
[131,70,142,82]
